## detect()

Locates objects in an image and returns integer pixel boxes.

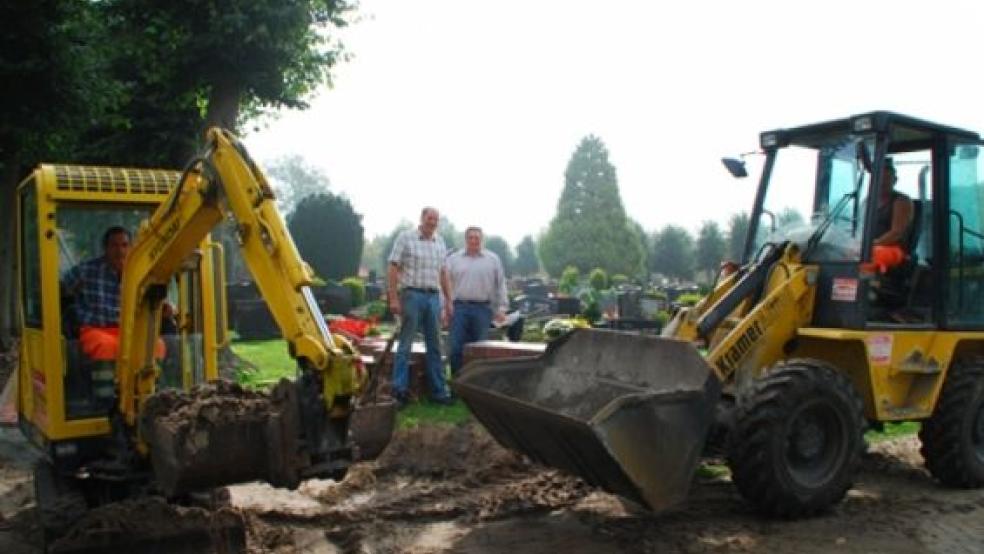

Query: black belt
[406,286,439,293]
[454,299,489,305]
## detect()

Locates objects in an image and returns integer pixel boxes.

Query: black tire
[727,360,865,518]
[919,356,984,487]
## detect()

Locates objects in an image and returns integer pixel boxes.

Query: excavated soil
[141,380,296,496]
[1,422,983,553]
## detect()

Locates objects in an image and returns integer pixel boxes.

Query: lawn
[231,338,470,428]
[231,338,924,438]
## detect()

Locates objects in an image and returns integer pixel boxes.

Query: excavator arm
[114,128,390,494]
[117,128,348,426]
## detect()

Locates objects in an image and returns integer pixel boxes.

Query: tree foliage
[379,221,414,273]
[438,216,462,252]
[107,0,356,133]
[588,268,608,291]
[288,193,364,281]
[360,234,389,279]
[0,0,359,342]
[727,212,751,262]
[513,235,540,276]
[265,155,331,217]
[483,235,514,277]
[695,220,727,278]
[650,225,695,282]
[558,266,580,295]
[538,136,644,277]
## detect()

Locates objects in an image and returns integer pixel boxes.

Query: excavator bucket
[452,329,720,511]
[349,398,397,461]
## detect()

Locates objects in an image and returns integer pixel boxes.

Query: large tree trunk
[0,159,22,349]
[204,78,243,134]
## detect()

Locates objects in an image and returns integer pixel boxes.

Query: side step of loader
[453,329,720,511]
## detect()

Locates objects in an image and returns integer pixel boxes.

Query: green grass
[866,421,920,443]
[230,339,297,388]
[396,399,472,429]
[231,338,472,427]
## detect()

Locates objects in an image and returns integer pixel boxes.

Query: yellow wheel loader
[15,129,395,549]
[455,112,984,517]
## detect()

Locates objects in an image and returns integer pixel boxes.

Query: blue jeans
[448,301,493,375]
[392,289,449,400]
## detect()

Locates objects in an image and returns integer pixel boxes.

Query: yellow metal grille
[52,165,180,195]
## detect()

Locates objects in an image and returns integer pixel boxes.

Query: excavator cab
[457,112,984,517]
[17,165,226,462]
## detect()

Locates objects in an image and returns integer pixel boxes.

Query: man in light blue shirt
[445,226,508,375]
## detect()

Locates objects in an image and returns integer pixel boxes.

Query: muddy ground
[2,421,983,554]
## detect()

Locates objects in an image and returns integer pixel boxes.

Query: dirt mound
[376,422,527,478]
[141,379,297,496]
[862,436,931,481]
[50,497,245,554]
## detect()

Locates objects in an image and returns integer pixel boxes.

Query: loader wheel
[919,357,984,487]
[728,360,865,518]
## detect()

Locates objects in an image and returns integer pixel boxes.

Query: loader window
[753,138,871,262]
[946,142,984,324]
[19,183,43,328]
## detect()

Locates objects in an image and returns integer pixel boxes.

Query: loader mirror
[722,157,748,178]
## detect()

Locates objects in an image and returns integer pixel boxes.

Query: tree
[538,136,644,277]
[439,216,462,252]
[727,212,751,262]
[265,155,331,217]
[695,221,727,281]
[0,0,125,344]
[288,193,363,281]
[514,235,540,276]
[483,235,514,277]
[629,219,650,281]
[107,0,356,134]
[0,0,359,344]
[650,225,695,282]
[360,234,389,279]
[588,268,608,291]
[558,266,580,294]
[378,221,413,273]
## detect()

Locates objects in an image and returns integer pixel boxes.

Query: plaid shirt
[61,256,122,327]
[388,228,447,290]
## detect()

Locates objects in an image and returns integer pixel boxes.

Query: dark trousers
[448,301,492,374]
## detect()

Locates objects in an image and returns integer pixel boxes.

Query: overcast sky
[243,0,984,247]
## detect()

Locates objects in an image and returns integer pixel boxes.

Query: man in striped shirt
[387,207,454,407]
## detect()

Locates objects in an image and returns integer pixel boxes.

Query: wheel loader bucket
[452,329,720,511]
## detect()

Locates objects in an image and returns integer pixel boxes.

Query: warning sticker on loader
[831,278,858,302]
[866,334,893,364]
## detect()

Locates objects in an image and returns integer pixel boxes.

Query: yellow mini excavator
[455,111,984,517]
[15,129,395,549]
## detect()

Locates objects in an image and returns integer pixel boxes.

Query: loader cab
[745,111,984,330]
[16,165,227,458]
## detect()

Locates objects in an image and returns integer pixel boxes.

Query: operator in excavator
[62,226,169,403]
